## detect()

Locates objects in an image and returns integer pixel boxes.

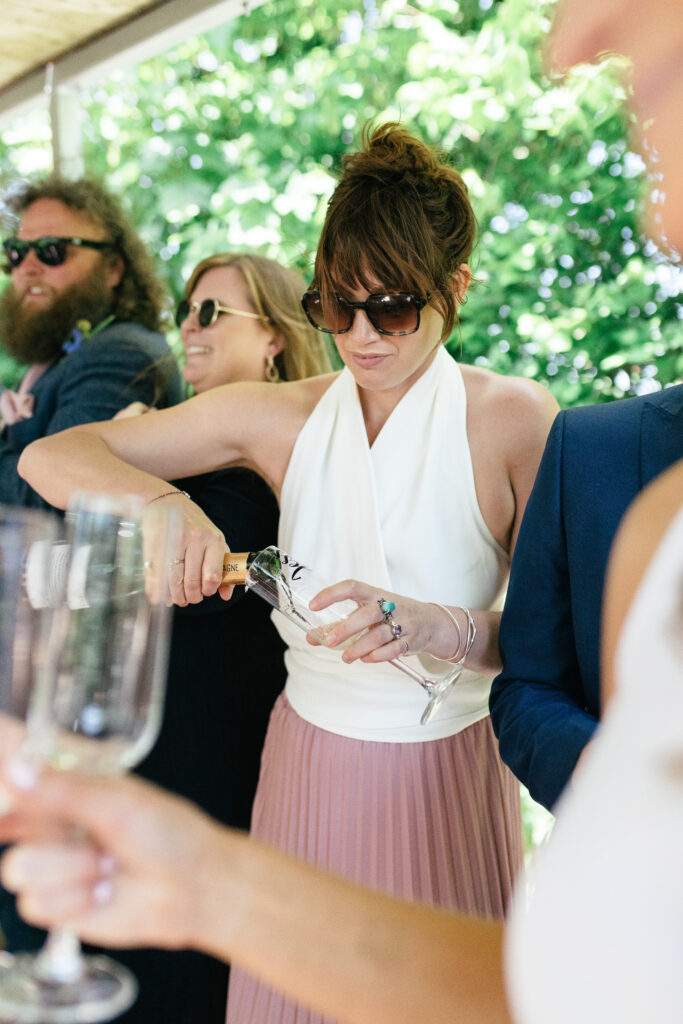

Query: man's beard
[0,269,115,365]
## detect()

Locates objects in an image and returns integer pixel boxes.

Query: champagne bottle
[221,547,283,585]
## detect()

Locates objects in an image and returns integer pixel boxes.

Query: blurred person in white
[0,2,681,1023]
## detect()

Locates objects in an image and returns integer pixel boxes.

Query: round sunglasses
[301,290,428,336]
[3,236,114,269]
[175,298,268,329]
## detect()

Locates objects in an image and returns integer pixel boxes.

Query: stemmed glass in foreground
[243,547,464,725]
[0,493,179,1023]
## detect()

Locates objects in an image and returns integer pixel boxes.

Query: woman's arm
[0,744,510,1024]
[19,382,294,510]
[18,380,321,603]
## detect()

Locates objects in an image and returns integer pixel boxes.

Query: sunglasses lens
[198,300,219,328]
[3,238,69,268]
[37,239,68,266]
[175,299,190,327]
[367,294,420,335]
[302,292,352,334]
[3,240,28,268]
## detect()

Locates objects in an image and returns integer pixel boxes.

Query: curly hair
[313,122,477,340]
[7,177,167,332]
[185,252,332,381]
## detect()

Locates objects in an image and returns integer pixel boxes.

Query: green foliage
[521,785,554,859]
[1,0,681,403]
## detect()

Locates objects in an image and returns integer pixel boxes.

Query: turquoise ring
[378,597,404,642]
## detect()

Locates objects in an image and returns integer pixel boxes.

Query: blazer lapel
[640,385,683,487]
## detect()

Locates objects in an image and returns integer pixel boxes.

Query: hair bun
[343,121,442,183]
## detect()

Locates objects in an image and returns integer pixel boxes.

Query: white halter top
[276,346,509,741]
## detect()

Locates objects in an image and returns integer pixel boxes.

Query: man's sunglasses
[301,290,428,336]
[175,298,267,329]
[3,236,114,269]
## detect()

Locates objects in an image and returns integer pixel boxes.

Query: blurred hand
[0,742,220,952]
[113,402,153,420]
[143,493,232,606]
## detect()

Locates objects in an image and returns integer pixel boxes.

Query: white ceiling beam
[0,0,265,124]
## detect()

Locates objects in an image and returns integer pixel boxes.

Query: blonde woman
[5,252,331,1024]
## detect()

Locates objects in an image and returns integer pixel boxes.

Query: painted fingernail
[5,754,39,791]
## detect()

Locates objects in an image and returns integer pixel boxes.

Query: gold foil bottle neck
[221,552,250,585]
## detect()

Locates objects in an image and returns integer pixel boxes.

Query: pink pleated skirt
[226,693,523,1024]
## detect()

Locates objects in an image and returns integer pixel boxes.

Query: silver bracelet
[433,603,463,661]
[146,489,190,505]
[460,607,477,665]
[432,603,477,666]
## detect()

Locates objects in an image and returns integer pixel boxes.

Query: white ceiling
[0,0,262,124]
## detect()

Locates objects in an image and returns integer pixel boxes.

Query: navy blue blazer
[0,321,184,508]
[490,384,683,811]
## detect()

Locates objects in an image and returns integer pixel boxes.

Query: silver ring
[169,557,185,567]
[400,638,409,655]
[390,621,403,640]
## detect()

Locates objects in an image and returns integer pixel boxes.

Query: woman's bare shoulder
[459,363,559,440]
[193,371,340,422]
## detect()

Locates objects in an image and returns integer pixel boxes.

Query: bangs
[315,184,435,300]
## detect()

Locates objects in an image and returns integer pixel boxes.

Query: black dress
[0,467,286,1024]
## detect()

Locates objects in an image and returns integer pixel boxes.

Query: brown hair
[185,253,331,381]
[314,122,477,340]
[8,176,167,332]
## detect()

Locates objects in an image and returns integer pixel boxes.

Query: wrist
[189,823,256,962]
[146,489,190,505]
[431,604,477,665]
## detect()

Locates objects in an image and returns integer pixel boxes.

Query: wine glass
[0,493,179,1023]
[244,546,464,725]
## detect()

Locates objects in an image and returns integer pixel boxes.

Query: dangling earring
[265,355,280,383]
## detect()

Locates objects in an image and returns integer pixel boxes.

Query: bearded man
[0,176,183,507]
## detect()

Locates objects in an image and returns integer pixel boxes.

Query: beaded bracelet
[146,489,190,505]
[432,603,477,665]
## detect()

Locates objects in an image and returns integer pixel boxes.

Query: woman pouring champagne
[19,122,558,1024]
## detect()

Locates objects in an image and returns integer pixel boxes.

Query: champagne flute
[240,547,463,725]
[0,493,179,1023]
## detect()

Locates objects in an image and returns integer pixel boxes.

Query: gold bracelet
[146,489,190,505]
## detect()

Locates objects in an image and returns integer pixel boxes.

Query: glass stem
[389,657,433,693]
[34,928,84,984]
